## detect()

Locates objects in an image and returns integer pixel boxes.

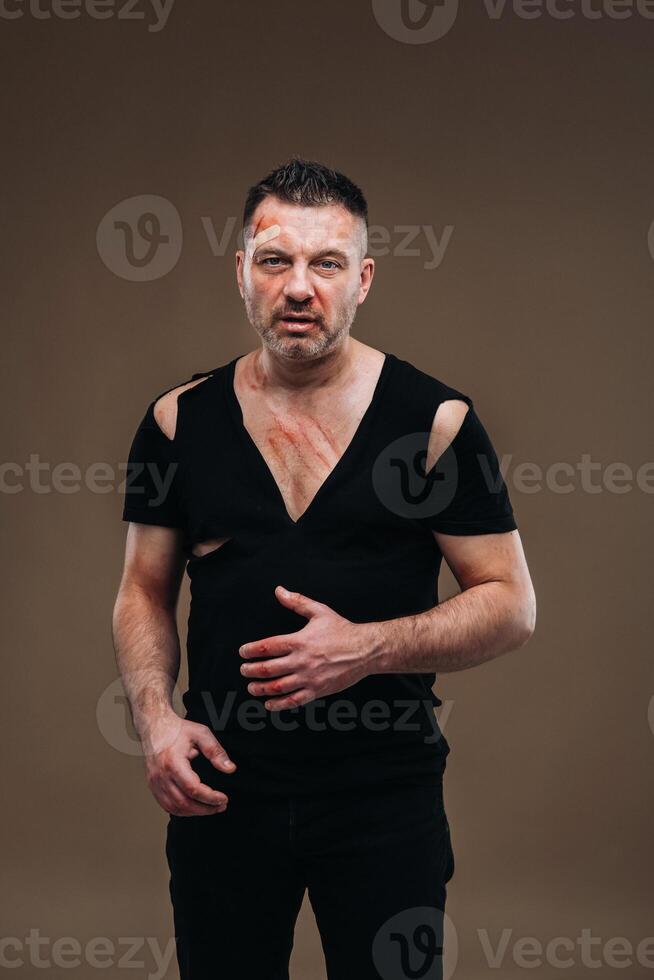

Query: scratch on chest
[265,413,338,478]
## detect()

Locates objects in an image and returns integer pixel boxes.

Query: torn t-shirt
[122,351,517,796]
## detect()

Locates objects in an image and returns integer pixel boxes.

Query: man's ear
[358,257,375,303]
[235,249,245,297]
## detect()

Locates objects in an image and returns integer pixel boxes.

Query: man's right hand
[142,712,237,816]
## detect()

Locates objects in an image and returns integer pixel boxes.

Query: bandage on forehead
[252,223,281,249]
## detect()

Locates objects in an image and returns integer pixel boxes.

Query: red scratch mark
[252,214,282,239]
[277,415,333,463]
[311,416,343,455]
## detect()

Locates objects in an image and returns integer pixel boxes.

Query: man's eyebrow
[252,245,290,259]
[254,245,351,263]
[315,247,350,263]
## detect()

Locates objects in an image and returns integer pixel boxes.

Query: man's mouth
[279,314,317,326]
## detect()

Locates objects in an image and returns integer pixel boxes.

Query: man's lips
[279,314,318,325]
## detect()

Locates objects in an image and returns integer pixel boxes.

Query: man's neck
[242,337,372,405]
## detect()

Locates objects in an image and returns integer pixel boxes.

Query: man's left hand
[238,586,378,711]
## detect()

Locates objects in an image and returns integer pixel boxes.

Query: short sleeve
[121,401,183,529]
[421,401,517,535]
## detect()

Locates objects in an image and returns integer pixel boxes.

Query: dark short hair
[242,157,369,242]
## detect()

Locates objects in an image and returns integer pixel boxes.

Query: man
[113,158,536,980]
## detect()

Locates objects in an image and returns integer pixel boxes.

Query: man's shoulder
[390,351,474,409]
[149,365,224,440]
[388,353,474,463]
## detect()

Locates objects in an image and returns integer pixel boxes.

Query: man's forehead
[249,202,361,251]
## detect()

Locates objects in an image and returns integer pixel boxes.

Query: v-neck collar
[224,350,395,528]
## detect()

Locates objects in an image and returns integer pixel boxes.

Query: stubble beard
[243,289,361,361]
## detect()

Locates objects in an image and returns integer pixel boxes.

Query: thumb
[191,726,237,772]
[274,585,325,619]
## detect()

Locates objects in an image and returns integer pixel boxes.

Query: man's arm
[363,527,536,675]
[114,375,238,815]
[112,522,237,815]
[112,522,186,734]
[362,395,535,674]
[240,532,534,708]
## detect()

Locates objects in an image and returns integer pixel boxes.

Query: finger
[165,782,227,817]
[154,781,225,816]
[240,656,296,680]
[169,761,230,807]
[246,674,303,698]
[264,689,314,712]
[239,636,295,660]
[168,772,229,812]
[274,585,327,619]
[190,725,237,773]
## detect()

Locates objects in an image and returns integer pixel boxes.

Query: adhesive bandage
[252,223,281,250]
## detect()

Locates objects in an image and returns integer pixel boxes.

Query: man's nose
[283,264,315,303]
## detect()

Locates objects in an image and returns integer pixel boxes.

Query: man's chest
[239,395,372,524]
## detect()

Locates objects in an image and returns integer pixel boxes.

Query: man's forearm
[362,581,535,675]
[111,586,181,737]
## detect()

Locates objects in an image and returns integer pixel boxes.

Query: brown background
[2,2,653,978]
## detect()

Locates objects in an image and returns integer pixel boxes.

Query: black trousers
[165,774,455,980]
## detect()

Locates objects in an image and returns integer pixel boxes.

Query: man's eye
[319,261,339,270]
[262,257,283,266]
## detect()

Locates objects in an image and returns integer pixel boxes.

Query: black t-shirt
[122,351,517,796]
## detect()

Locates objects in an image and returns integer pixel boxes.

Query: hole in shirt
[191,536,233,558]
[153,374,212,441]
[425,399,471,473]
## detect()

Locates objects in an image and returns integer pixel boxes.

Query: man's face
[235,198,375,360]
